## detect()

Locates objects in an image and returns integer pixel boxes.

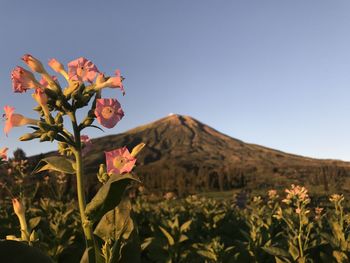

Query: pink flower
[12,198,25,217]
[21,54,45,73]
[3,106,37,136]
[48,58,69,80]
[81,135,92,155]
[48,58,64,73]
[67,57,99,83]
[105,69,125,95]
[105,147,136,175]
[94,98,124,128]
[0,147,8,160]
[11,66,40,93]
[95,70,125,95]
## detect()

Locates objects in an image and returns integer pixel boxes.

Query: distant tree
[13,148,27,161]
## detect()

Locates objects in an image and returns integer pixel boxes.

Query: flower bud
[21,54,45,74]
[54,113,63,124]
[82,116,94,127]
[12,198,25,217]
[19,133,41,141]
[32,89,49,115]
[48,58,64,73]
[131,143,146,157]
[48,58,69,80]
[99,164,106,175]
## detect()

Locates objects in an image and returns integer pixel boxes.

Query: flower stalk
[70,111,96,263]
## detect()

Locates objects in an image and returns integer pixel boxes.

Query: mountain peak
[31,114,350,195]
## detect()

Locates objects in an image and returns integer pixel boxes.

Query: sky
[1,0,350,161]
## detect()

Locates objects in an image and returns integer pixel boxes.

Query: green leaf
[89,125,105,132]
[141,237,154,251]
[275,257,291,263]
[94,199,134,241]
[288,243,299,260]
[32,156,75,174]
[196,250,217,260]
[94,199,141,263]
[85,173,140,223]
[331,221,345,242]
[178,234,188,243]
[159,226,175,246]
[180,220,192,233]
[262,246,290,258]
[29,216,41,230]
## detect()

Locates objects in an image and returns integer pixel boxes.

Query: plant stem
[70,112,96,263]
[298,207,304,259]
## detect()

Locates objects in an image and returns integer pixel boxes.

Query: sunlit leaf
[32,156,75,174]
[85,173,140,223]
[159,226,174,246]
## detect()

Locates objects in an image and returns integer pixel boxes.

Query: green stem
[298,206,304,259]
[70,112,96,263]
[18,214,29,241]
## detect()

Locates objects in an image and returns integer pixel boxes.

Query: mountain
[75,114,350,196]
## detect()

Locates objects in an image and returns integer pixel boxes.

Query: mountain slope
[79,114,350,195]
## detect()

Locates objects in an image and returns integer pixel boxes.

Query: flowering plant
[4,54,145,263]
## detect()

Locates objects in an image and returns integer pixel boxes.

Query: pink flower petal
[67,57,99,83]
[94,98,124,128]
[105,147,136,175]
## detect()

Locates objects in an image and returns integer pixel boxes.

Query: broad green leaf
[94,199,134,241]
[159,226,175,246]
[85,173,140,223]
[262,246,290,258]
[32,156,75,174]
[94,199,141,263]
[288,243,299,260]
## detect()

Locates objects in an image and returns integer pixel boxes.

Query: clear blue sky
[1,0,350,161]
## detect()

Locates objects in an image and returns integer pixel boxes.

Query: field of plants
[1,158,350,263]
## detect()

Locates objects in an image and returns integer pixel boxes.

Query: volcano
[72,114,350,195]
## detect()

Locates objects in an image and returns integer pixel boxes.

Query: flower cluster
[329,193,344,203]
[5,54,125,137]
[282,184,310,205]
[267,189,278,200]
